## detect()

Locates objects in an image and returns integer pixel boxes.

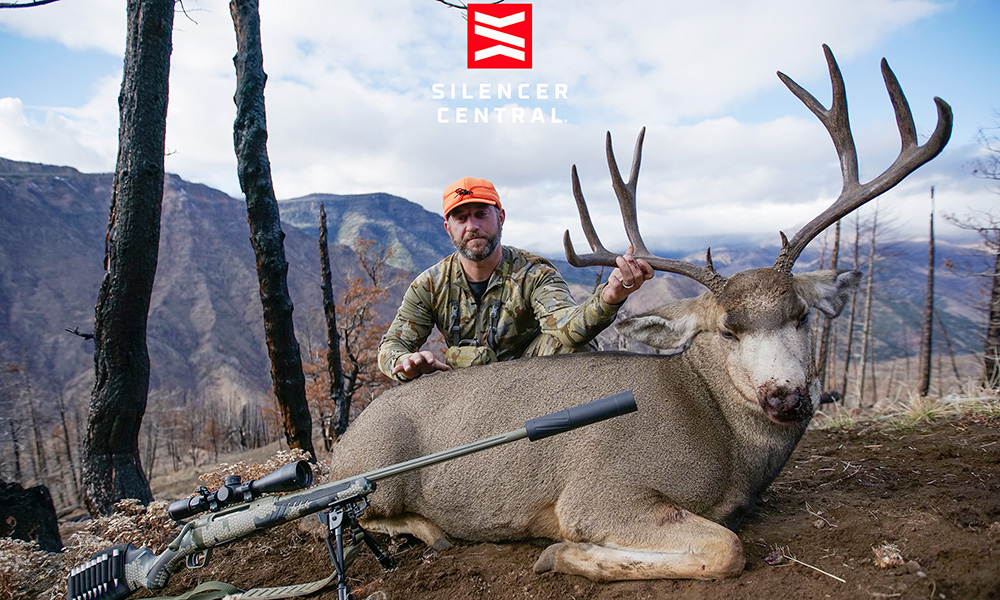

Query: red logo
[467,4,532,69]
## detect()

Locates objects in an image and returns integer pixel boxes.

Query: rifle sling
[143,567,340,600]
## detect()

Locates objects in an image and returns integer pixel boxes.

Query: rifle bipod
[318,494,396,600]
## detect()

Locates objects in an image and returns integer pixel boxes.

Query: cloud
[0,74,119,171]
[0,0,124,53]
[0,0,990,256]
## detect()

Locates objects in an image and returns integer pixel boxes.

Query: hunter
[378,176,652,382]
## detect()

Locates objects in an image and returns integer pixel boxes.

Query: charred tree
[939,213,1000,388]
[816,220,841,389]
[858,203,879,405]
[56,392,81,502]
[83,0,173,515]
[934,307,962,383]
[840,215,861,400]
[917,189,935,396]
[230,0,314,457]
[986,250,1000,388]
[944,120,1000,389]
[975,122,1000,388]
[318,203,348,444]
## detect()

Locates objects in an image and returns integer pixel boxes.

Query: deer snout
[758,383,812,424]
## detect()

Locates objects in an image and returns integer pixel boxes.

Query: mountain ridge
[0,158,991,431]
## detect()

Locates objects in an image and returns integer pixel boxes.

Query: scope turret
[168,460,314,521]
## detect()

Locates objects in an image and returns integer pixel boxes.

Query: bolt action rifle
[68,391,637,600]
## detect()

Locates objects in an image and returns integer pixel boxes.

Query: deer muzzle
[758,384,812,424]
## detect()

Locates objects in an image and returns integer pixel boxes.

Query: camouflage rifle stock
[68,391,637,600]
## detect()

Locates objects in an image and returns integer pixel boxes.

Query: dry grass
[811,379,999,433]
[0,538,62,600]
[0,450,330,600]
[195,448,330,491]
[871,541,906,569]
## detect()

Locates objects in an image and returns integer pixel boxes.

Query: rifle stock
[68,391,637,600]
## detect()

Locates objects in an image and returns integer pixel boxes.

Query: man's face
[445,203,504,262]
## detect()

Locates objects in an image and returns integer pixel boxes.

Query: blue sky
[1,0,997,255]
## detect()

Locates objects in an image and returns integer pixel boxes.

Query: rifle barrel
[356,390,637,482]
[362,428,529,483]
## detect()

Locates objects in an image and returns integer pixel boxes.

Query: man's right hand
[391,350,451,382]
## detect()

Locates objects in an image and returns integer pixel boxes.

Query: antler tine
[564,128,728,294]
[773,44,953,272]
[564,163,613,263]
[778,44,860,189]
[606,127,650,256]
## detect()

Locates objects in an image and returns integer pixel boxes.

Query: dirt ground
[115,405,998,600]
[19,405,996,600]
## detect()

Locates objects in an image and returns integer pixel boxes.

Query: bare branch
[972,119,1000,182]
[0,0,62,7]
[175,0,199,25]
[434,0,504,9]
[65,327,94,341]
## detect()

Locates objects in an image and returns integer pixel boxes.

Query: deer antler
[564,127,727,294]
[772,44,953,272]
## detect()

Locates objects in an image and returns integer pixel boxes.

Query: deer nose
[760,386,810,424]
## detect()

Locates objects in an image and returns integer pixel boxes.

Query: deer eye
[796,312,810,329]
[720,329,738,341]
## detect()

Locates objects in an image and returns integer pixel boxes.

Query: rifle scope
[168,460,314,521]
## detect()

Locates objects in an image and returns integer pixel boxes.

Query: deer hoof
[431,536,453,551]
[534,541,594,574]
[533,542,563,573]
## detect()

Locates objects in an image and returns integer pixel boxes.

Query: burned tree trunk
[917,190,935,396]
[985,250,1000,388]
[840,215,861,400]
[230,0,314,457]
[858,204,879,405]
[816,220,840,389]
[83,0,173,515]
[318,203,348,444]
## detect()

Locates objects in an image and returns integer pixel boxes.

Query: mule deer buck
[329,45,952,581]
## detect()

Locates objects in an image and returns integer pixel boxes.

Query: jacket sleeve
[377,280,437,381]
[529,266,621,347]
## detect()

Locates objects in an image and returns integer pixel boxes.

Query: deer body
[330,46,951,582]
[330,267,860,580]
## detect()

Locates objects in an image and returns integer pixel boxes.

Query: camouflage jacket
[378,246,621,381]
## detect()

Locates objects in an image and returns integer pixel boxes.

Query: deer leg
[534,508,744,582]
[361,513,453,550]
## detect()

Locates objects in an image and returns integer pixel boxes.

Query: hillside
[0,158,395,423]
[0,157,992,431]
[278,192,454,274]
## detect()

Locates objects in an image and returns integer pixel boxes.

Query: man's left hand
[601,245,654,305]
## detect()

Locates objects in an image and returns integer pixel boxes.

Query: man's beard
[452,226,502,262]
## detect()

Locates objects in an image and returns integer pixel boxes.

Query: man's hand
[391,350,451,382]
[601,245,654,305]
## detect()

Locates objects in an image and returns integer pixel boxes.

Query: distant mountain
[0,158,398,425]
[278,193,454,274]
[597,240,991,361]
[277,192,608,287]
[0,157,992,434]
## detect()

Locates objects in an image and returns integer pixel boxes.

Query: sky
[0,0,997,257]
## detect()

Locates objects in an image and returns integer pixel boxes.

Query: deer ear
[616,296,708,350]
[794,269,862,318]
